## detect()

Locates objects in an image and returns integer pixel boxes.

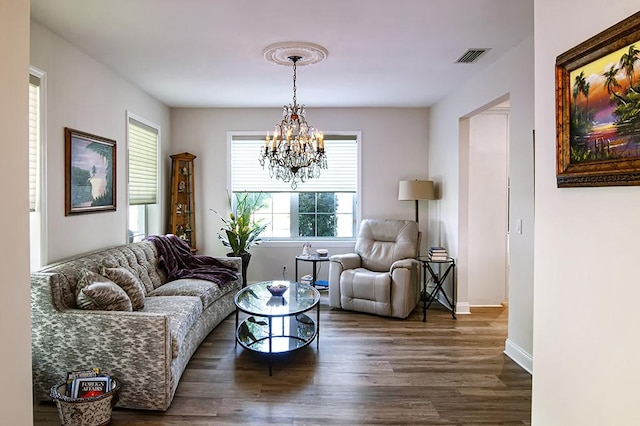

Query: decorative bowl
[266,283,288,297]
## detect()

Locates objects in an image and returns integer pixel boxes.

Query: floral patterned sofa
[30,240,241,411]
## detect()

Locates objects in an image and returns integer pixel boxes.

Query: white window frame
[126,111,161,242]
[227,131,361,247]
[29,66,47,270]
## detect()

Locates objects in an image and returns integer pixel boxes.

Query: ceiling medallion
[263,42,328,67]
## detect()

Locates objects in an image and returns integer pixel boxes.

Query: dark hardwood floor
[33,294,531,425]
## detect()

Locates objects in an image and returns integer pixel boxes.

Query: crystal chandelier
[259,55,327,189]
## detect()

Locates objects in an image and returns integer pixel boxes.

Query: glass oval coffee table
[234,280,321,375]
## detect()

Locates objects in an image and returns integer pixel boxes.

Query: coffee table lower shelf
[236,314,318,353]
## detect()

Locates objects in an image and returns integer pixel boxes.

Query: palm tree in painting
[619,44,639,92]
[603,65,625,103]
[583,80,590,121]
[570,70,592,161]
[574,71,587,120]
[86,142,113,207]
[572,83,580,118]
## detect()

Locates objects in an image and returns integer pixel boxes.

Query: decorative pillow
[75,268,115,298]
[102,266,146,310]
[76,282,133,311]
[102,260,155,294]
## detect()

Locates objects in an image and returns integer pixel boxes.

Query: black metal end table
[295,254,330,288]
[417,257,457,322]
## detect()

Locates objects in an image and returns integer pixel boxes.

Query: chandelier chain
[291,56,297,108]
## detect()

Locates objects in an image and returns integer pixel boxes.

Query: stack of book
[300,274,328,288]
[428,247,448,261]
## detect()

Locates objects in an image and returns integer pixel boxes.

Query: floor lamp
[398,180,435,223]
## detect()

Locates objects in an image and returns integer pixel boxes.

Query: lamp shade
[398,180,435,201]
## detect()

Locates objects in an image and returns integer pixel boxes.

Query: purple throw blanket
[145,234,238,287]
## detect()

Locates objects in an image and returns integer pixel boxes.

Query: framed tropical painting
[556,11,640,187]
[65,128,117,215]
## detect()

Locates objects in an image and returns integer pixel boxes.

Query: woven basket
[50,378,120,426]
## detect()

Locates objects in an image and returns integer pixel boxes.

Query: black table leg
[422,262,427,322]
[452,261,457,319]
[268,316,273,376]
[234,308,238,347]
[316,303,320,349]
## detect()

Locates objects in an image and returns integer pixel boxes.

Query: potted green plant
[212,192,267,286]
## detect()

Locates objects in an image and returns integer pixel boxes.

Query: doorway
[459,97,510,309]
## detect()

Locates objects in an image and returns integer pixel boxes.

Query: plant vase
[228,252,251,287]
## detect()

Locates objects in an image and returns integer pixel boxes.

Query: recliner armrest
[390,258,419,272]
[389,258,421,318]
[329,253,362,270]
[328,253,361,309]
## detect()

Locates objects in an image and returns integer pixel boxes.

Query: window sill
[257,239,356,249]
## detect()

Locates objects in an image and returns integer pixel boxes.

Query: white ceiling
[30,0,533,108]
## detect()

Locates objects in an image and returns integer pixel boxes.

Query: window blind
[128,118,159,205]
[231,135,358,192]
[29,74,40,212]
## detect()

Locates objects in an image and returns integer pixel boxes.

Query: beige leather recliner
[328,219,421,319]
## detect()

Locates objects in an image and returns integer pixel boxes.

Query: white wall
[0,2,33,424]
[429,32,535,371]
[170,107,429,282]
[468,111,509,306]
[533,1,640,424]
[30,20,171,263]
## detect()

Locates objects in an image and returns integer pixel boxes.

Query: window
[229,132,359,240]
[29,68,46,270]
[298,192,355,237]
[127,113,160,242]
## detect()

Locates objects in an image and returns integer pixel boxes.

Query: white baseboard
[455,301,471,314]
[504,338,533,374]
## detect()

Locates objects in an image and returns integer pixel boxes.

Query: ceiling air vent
[455,48,491,64]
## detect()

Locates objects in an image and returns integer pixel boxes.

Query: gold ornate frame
[556,11,640,187]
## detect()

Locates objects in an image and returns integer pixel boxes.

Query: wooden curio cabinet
[169,152,197,251]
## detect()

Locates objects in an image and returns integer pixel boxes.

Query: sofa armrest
[31,273,174,410]
[214,256,242,270]
[212,256,243,286]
